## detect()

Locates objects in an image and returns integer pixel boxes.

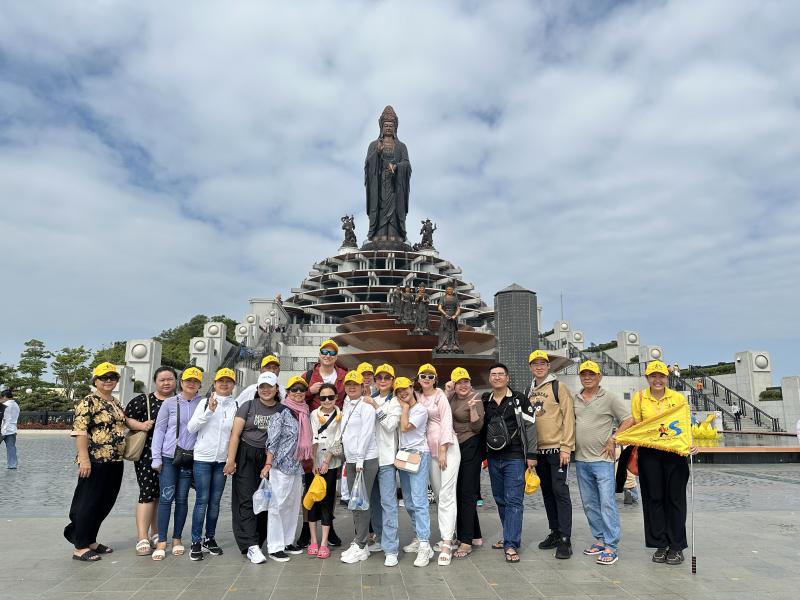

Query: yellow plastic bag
[524,469,540,495]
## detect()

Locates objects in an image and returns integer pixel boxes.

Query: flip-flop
[504,549,520,563]
[596,550,618,565]
[73,550,102,562]
[453,544,472,559]
[491,541,504,550]
[93,544,114,554]
[583,543,604,556]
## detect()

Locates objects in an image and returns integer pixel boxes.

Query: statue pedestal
[361,237,412,252]
[337,244,358,255]
[415,247,439,258]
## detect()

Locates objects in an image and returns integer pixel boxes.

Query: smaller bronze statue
[413,219,437,251]
[392,285,404,319]
[411,285,431,335]
[401,286,415,325]
[435,286,463,353]
[341,215,357,248]
[387,286,397,316]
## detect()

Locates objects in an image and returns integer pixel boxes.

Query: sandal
[92,544,113,554]
[307,543,319,556]
[596,550,618,565]
[472,538,483,547]
[317,545,331,559]
[171,544,185,556]
[152,549,166,561]
[136,539,153,556]
[149,534,159,548]
[437,542,452,566]
[504,548,520,563]
[583,543,605,556]
[491,540,505,550]
[72,549,102,562]
[453,543,472,559]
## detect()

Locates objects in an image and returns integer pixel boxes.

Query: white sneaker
[340,545,370,564]
[403,538,420,553]
[384,553,399,567]
[247,545,266,564]
[368,541,383,553]
[414,542,434,567]
[340,542,359,560]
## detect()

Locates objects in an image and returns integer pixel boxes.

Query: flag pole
[689,428,696,574]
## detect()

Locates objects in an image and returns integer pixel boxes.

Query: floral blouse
[71,393,126,463]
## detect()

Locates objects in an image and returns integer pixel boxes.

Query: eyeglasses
[319,395,336,401]
[96,375,119,382]
[288,386,307,394]
[418,374,436,381]
[375,374,393,381]
[489,372,508,378]
[320,349,338,357]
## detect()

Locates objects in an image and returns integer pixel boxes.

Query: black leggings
[455,436,483,543]
[64,461,124,549]
[231,442,268,552]
[308,467,340,526]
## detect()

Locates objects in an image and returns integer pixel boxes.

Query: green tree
[155,314,239,369]
[0,363,20,391]
[91,341,126,368]
[17,339,51,391]
[51,346,92,400]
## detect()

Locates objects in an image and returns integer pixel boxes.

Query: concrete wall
[557,374,647,404]
[780,377,800,435]
[734,351,773,402]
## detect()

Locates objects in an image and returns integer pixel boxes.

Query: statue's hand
[389,163,396,174]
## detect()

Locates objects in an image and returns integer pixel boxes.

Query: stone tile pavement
[1,432,799,600]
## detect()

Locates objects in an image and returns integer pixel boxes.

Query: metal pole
[690,448,696,574]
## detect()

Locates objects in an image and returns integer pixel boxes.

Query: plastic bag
[253,478,273,514]
[347,471,370,511]
[524,468,540,495]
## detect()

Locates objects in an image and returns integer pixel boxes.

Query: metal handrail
[566,342,632,377]
[673,371,781,432]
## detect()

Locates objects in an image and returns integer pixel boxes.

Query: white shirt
[399,403,429,452]
[187,395,238,463]
[235,382,286,406]
[1,400,19,435]
[373,393,401,466]
[321,371,337,385]
[311,407,343,469]
[341,395,378,468]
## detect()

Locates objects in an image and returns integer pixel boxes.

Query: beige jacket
[528,374,575,452]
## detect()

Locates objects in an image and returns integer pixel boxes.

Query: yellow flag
[616,402,692,456]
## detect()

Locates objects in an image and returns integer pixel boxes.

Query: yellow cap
[578,360,601,375]
[344,370,363,385]
[450,367,471,382]
[320,339,339,352]
[303,473,328,510]
[181,367,204,382]
[92,362,119,379]
[528,349,550,363]
[375,363,395,378]
[260,354,280,368]
[357,362,374,375]
[645,360,669,376]
[286,375,308,390]
[393,376,413,391]
[417,363,437,376]
[214,368,236,382]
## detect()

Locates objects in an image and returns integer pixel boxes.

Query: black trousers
[455,435,483,543]
[231,442,268,552]
[536,451,572,537]
[638,447,689,550]
[308,467,340,526]
[64,461,124,549]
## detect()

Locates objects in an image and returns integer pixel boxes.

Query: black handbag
[172,399,194,468]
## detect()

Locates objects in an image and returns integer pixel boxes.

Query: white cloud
[1,0,799,385]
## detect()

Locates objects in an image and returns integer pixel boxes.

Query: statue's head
[379,105,398,137]
[404,286,411,293]
[446,286,455,296]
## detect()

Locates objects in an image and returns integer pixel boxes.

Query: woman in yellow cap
[186,368,238,560]
[445,367,484,558]
[408,364,460,566]
[150,367,204,560]
[615,360,697,566]
[64,363,126,561]
[124,366,177,555]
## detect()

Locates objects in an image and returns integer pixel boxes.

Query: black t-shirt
[124,393,164,443]
[236,398,283,448]
[483,392,524,461]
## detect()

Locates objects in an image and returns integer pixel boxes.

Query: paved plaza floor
[1,432,799,600]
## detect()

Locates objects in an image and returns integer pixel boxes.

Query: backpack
[484,396,518,451]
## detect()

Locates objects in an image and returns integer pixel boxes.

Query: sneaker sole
[269,555,290,562]
[190,555,204,561]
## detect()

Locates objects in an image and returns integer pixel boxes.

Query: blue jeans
[157,456,193,541]
[191,461,226,543]
[370,464,400,554]
[399,452,431,543]
[2,434,17,469]
[576,461,621,550]
[488,457,525,550]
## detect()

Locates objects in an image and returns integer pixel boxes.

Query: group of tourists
[64,339,696,570]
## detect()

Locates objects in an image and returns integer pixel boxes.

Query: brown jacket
[528,374,575,452]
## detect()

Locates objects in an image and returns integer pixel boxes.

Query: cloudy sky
[1,0,798,382]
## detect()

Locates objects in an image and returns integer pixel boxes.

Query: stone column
[125,339,163,394]
[734,351,772,402]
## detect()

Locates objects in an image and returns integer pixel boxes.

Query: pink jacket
[415,388,457,457]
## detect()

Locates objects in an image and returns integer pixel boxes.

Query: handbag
[123,394,150,461]
[172,399,194,468]
[327,401,360,460]
[394,448,422,473]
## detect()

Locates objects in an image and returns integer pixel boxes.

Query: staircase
[541,336,633,377]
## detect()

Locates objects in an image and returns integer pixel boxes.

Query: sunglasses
[319,394,337,401]
[320,349,338,356]
[288,386,307,394]
[418,374,436,381]
[96,375,119,382]
[375,374,393,381]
